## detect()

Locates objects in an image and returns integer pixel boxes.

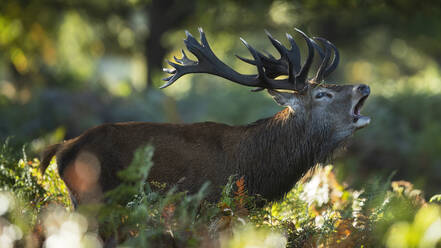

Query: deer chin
[354,116,371,129]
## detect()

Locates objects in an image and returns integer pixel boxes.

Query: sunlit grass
[386,205,441,248]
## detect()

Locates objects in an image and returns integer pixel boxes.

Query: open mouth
[352,95,370,129]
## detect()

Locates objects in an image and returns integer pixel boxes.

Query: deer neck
[234,107,340,201]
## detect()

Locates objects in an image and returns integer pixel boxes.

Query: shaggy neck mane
[234,107,342,201]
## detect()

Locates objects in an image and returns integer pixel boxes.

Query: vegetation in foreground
[0,141,441,248]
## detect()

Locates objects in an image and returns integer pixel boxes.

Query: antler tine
[160,31,201,88]
[235,50,276,66]
[197,27,217,58]
[160,60,181,88]
[236,52,289,79]
[236,54,257,65]
[265,51,276,60]
[315,37,340,77]
[173,49,197,65]
[265,30,299,82]
[311,39,325,59]
[285,33,301,73]
[235,48,272,67]
[238,38,268,92]
[294,28,315,90]
[312,37,332,83]
[183,30,209,63]
[239,37,267,80]
[265,30,287,59]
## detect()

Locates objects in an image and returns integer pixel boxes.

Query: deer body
[41,109,337,203]
[41,28,371,205]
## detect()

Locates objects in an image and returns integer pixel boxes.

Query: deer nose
[357,84,370,95]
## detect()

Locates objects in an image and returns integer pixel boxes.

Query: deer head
[162,28,370,144]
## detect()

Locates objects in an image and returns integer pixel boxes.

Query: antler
[310,37,340,83]
[161,28,317,92]
[162,28,340,91]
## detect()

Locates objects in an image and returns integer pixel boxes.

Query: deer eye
[315,92,332,99]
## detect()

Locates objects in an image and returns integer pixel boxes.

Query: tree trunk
[145,0,196,91]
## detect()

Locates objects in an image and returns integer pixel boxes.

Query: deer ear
[267,89,297,106]
[268,89,290,105]
[268,89,302,111]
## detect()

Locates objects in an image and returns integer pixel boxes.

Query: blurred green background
[1,0,440,196]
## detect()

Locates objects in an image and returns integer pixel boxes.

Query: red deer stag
[40,28,370,206]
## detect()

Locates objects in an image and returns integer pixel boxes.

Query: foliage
[0,139,70,247]
[96,144,216,247]
[1,144,441,247]
[0,138,70,211]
